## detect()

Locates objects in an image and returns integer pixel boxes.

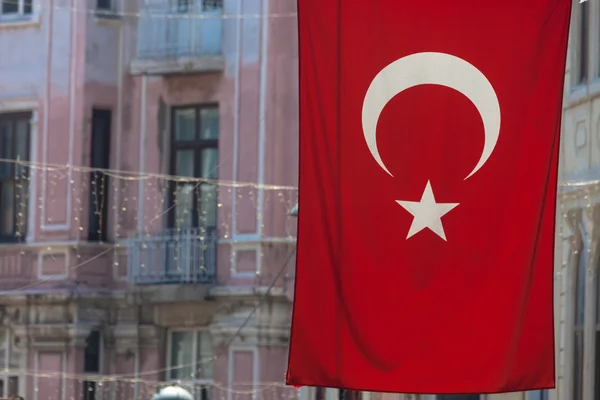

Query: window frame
[573,0,590,87]
[166,328,214,383]
[0,0,33,21]
[94,0,121,18]
[95,0,112,11]
[0,329,24,398]
[168,104,219,230]
[0,112,31,243]
[88,108,112,242]
[573,225,586,400]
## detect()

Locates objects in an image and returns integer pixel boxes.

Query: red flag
[287,0,571,394]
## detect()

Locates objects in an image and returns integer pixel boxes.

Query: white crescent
[361,52,501,180]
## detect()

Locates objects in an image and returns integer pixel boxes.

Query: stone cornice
[209,324,290,347]
[106,324,162,351]
[12,324,93,348]
[208,286,288,300]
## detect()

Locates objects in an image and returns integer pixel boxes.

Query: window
[176,0,222,12]
[95,0,118,18]
[96,0,111,11]
[203,0,222,11]
[168,330,214,381]
[0,330,23,398]
[169,106,219,231]
[575,0,589,85]
[574,227,586,400]
[527,390,549,400]
[338,390,362,400]
[314,388,326,400]
[0,112,30,243]
[177,0,193,13]
[0,0,32,20]
[595,243,600,400]
[88,109,112,242]
[83,330,101,400]
[595,331,600,400]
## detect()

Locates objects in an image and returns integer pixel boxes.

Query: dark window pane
[174,184,195,229]
[200,148,218,179]
[0,113,30,241]
[96,0,111,10]
[576,245,586,326]
[574,330,584,400]
[24,0,32,14]
[14,178,28,237]
[198,184,217,228]
[174,108,196,141]
[199,108,219,140]
[196,332,213,379]
[170,332,194,379]
[7,376,18,397]
[14,120,28,178]
[316,388,326,400]
[595,332,600,400]
[83,381,96,400]
[0,122,13,178]
[84,331,101,373]
[596,247,600,322]
[88,109,111,242]
[177,0,193,13]
[203,0,222,11]
[1,0,18,14]
[0,181,15,236]
[578,1,589,84]
[176,150,195,177]
[198,148,218,227]
[437,397,480,400]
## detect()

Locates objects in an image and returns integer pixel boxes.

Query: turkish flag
[287,0,571,395]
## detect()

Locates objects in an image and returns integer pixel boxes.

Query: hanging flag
[287,0,571,394]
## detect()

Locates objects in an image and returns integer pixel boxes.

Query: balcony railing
[132,0,224,74]
[127,228,217,285]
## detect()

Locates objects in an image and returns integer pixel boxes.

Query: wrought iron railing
[127,228,217,285]
[136,0,223,61]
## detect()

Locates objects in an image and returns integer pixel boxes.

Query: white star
[396,181,459,241]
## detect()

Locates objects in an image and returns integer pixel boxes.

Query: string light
[0,367,301,400]
[0,152,299,398]
[0,161,298,286]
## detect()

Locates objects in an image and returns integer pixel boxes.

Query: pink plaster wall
[36,352,63,400]
[231,350,255,400]
[0,0,299,395]
[0,0,299,288]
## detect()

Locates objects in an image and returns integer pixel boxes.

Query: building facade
[556,1,600,400]
[0,0,299,399]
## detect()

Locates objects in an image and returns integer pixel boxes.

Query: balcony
[127,228,217,285]
[131,0,224,75]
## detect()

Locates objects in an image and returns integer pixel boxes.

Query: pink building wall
[0,0,298,398]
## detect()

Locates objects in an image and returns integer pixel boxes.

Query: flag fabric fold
[287,0,571,394]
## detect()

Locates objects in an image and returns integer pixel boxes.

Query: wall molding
[227,345,259,400]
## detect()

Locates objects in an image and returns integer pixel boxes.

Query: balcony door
[169,105,219,232]
[161,105,219,283]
